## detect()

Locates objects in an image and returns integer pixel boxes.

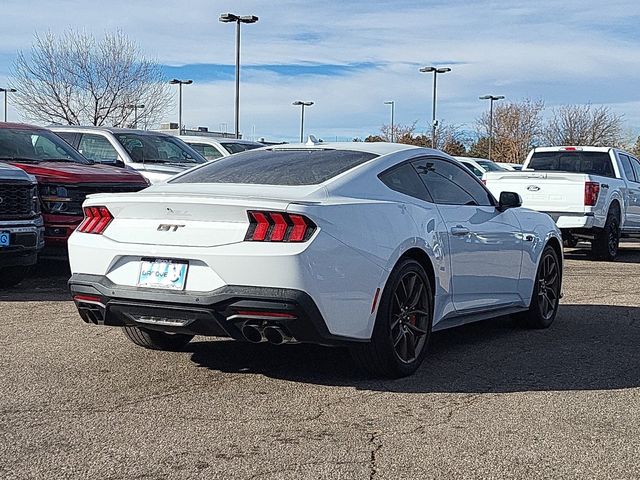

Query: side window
[413,157,494,206]
[379,163,432,202]
[630,156,640,184]
[460,161,483,178]
[79,134,119,163]
[189,143,223,161]
[55,132,79,147]
[618,154,636,182]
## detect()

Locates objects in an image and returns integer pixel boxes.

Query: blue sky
[1,0,640,142]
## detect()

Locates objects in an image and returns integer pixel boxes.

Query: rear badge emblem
[157,224,185,232]
[527,185,540,192]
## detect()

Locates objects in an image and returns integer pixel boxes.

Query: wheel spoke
[405,330,416,360]
[405,322,427,336]
[398,331,408,360]
[392,326,404,347]
[407,282,424,308]
[405,274,417,303]
[390,315,402,331]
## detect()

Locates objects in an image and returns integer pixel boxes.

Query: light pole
[126,104,145,129]
[479,95,505,160]
[169,79,193,135]
[0,88,17,122]
[384,101,395,142]
[292,101,313,143]
[219,13,259,140]
[419,66,451,148]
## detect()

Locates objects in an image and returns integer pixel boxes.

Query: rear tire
[517,245,561,329]
[350,258,433,378]
[123,326,194,351]
[0,266,31,288]
[592,210,620,261]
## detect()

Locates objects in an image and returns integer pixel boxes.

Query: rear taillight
[584,182,600,206]
[77,206,113,234]
[245,211,316,242]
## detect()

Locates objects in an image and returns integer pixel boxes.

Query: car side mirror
[498,191,522,211]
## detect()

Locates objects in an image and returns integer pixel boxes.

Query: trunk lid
[84,184,324,247]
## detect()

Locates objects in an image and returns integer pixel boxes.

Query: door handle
[450,225,470,236]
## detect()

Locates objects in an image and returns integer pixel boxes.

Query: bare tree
[371,121,467,154]
[544,104,625,147]
[10,30,172,128]
[476,98,544,163]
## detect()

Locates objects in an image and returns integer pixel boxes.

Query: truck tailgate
[484,171,589,214]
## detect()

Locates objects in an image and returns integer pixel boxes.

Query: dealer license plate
[137,258,188,290]
[0,232,10,247]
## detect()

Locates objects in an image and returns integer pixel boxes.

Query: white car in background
[50,126,207,184]
[454,156,506,178]
[180,136,264,161]
[497,162,523,171]
[68,142,563,377]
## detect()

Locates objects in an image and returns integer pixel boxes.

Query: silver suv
[50,126,206,184]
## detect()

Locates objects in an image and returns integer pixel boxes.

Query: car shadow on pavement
[188,303,640,393]
[564,244,640,263]
[0,259,71,302]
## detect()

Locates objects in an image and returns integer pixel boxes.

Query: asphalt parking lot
[1,244,640,480]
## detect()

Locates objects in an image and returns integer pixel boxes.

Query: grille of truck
[0,183,34,220]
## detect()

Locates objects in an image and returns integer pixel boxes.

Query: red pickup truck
[0,123,148,256]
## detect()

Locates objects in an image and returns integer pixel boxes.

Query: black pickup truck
[0,162,44,287]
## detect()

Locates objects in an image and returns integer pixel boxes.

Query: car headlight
[31,185,41,215]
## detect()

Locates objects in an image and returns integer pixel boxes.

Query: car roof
[48,125,172,136]
[0,122,47,131]
[265,141,423,156]
[533,146,613,153]
[179,136,262,146]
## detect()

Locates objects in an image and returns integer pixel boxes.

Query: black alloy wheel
[390,271,430,363]
[350,258,433,378]
[537,249,560,321]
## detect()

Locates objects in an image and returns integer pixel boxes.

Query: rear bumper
[545,212,597,230]
[68,273,365,346]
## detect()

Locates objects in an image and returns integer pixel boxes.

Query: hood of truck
[10,161,148,185]
[0,161,36,183]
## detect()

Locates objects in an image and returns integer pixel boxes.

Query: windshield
[171,148,378,185]
[476,160,504,172]
[114,133,205,165]
[221,142,263,154]
[0,128,91,164]
[528,151,615,178]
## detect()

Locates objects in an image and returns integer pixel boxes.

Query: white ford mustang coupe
[68,142,563,377]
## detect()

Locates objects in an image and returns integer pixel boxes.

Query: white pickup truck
[484,146,640,261]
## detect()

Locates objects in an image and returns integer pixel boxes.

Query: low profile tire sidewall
[372,259,434,376]
[531,246,561,328]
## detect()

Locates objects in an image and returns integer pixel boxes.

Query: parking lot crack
[368,430,382,479]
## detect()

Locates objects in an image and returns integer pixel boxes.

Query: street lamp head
[219,13,239,22]
[479,95,505,101]
[169,79,193,85]
[219,13,258,23]
[0,88,17,93]
[384,101,394,105]
[293,101,314,106]
[420,66,451,74]
[239,15,259,23]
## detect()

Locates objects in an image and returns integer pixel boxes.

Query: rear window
[220,142,263,154]
[171,148,377,185]
[528,151,615,178]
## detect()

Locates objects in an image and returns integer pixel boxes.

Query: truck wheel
[516,245,561,329]
[592,211,620,261]
[123,326,194,351]
[0,266,30,288]
[350,258,433,378]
